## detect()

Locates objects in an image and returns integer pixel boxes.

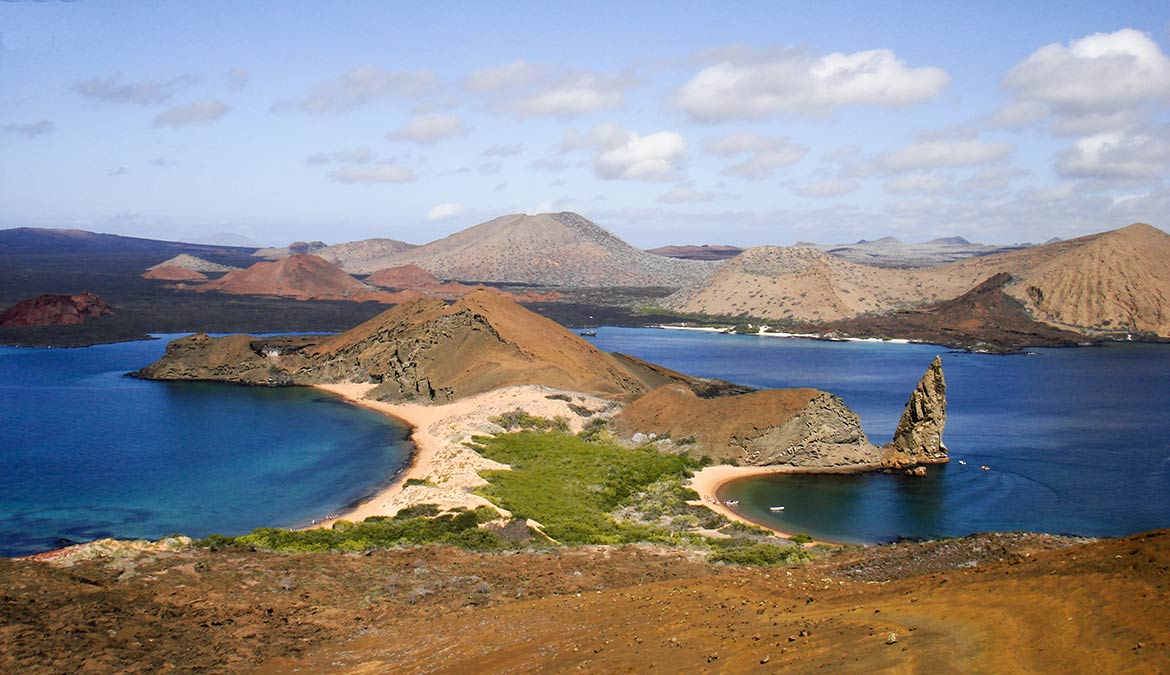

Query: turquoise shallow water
[589,328,1170,544]
[0,336,412,557]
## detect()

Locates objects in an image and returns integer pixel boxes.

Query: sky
[1,1,1169,248]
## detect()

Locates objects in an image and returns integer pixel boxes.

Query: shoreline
[688,464,884,546]
[309,383,614,529]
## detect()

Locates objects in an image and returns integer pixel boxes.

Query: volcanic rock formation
[147,254,238,273]
[367,212,718,287]
[884,356,949,466]
[613,384,883,468]
[142,265,207,281]
[0,292,113,327]
[135,290,694,402]
[196,254,381,301]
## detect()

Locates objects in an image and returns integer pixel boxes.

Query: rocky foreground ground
[3,530,1167,674]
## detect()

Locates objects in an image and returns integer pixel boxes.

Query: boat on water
[579,329,597,337]
[769,506,785,512]
[723,499,739,506]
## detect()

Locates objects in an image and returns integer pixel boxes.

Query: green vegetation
[709,542,810,566]
[199,505,523,553]
[577,417,610,442]
[789,533,815,544]
[732,323,761,334]
[472,430,699,545]
[404,477,437,488]
[490,408,570,433]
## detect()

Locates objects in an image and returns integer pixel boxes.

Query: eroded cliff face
[614,384,884,468]
[883,356,948,466]
[0,292,112,327]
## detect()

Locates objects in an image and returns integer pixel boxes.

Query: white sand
[311,384,613,527]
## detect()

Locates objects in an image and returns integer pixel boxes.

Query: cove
[0,336,412,557]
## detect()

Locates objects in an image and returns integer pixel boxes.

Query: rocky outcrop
[884,356,948,466]
[613,384,884,468]
[143,265,208,281]
[0,292,113,327]
[147,254,238,273]
[134,290,694,402]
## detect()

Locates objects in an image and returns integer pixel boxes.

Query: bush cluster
[490,408,570,432]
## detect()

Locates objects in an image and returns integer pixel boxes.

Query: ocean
[3,328,1168,555]
[0,336,412,557]
[589,328,1170,544]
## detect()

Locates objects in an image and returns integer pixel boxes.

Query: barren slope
[146,253,238,273]
[379,212,718,287]
[197,254,376,300]
[317,237,418,272]
[135,290,695,402]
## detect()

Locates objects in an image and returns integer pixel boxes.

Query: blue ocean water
[0,336,412,557]
[590,328,1170,544]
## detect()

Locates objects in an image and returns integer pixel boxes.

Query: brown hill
[317,238,418,272]
[142,265,207,281]
[809,273,1090,352]
[366,264,442,288]
[366,265,564,303]
[197,254,376,301]
[666,223,1170,339]
[1002,223,1170,336]
[135,290,693,402]
[378,212,718,287]
[647,244,743,261]
[0,292,112,327]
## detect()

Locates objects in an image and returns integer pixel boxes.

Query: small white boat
[769,506,785,512]
[958,460,966,465]
[723,499,739,506]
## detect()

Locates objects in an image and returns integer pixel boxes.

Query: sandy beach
[311,383,615,527]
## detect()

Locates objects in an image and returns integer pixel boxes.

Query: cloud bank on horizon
[1,1,1168,248]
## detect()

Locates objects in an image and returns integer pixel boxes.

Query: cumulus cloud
[883,172,952,194]
[387,113,469,143]
[151,99,229,127]
[73,74,195,105]
[705,132,808,179]
[425,202,465,221]
[795,178,860,198]
[462,60,544,93]
[2,120,53,137]
[1004,29,1170,121]
[674,46,948,121]
[328,163,416,184]
[306,147,374,165]
[587,123,687,181]
[869,138,1013,173]
[1055,129,1170,180]
[272,66,435,114]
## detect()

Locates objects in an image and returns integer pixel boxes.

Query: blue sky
[2,1,1168,248]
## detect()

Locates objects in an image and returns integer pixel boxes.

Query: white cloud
[883,172,952,194]
[2,120,53,137]
[1055,129,1170,180]
[588,123,687,181]
[517,73,634,117]
[675,46,948,121]
[705,132,808,179]
[658,183,716,203]
[387,113,469,143]
[871,139,1013,173]
[462,60,544,93]
[272,66,435,114]
[795,178,860,198]
[306,147,374,165]
[425,202,465,221]
[328,163,416,184]
[481,143,523,157]
[151,99,229,127]
[73,74,195,105]
[1004,29,1170,117]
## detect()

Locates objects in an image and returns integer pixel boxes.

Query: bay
[0,336,411,557]
[589,328,1170,544]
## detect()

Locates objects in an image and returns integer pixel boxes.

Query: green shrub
[789,533,814,544]
[710,542,811,566]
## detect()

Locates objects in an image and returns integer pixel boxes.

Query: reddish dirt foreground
[2,531,1167,674]
[255,531,1170,674]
